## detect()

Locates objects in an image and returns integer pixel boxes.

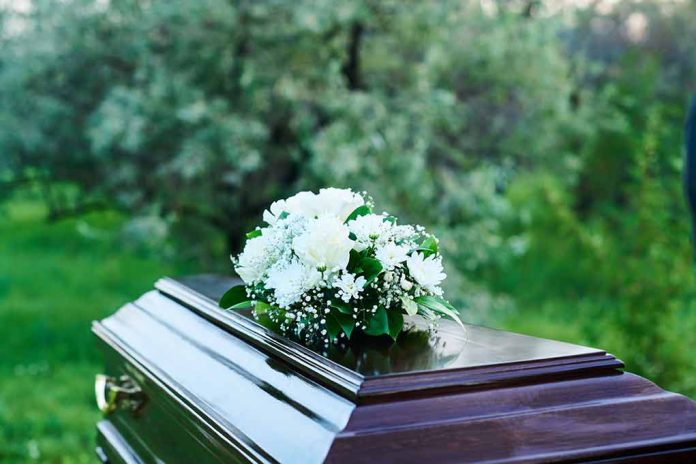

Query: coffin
[92,275,696,463]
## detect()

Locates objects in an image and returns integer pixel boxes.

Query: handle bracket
[95,374,146,414]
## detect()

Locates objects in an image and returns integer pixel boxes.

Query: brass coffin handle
[95,374,145,414]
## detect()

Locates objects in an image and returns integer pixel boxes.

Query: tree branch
[342,22,364,90]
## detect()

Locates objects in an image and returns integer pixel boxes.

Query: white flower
[262,199,288,225]
[235,233,276,284]
[390,224,418,242]
[334,273,366,302]
[406,252,446,293]
[265,259,322,308]
[284,191,319,217]
[347,213,391,251]
[400,275,413,291]
[375,242,410,269]
[292,216,353,270]
[313,187,364,221]
[280,188,364,221]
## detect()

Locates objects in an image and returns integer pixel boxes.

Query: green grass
[0,197,190,463]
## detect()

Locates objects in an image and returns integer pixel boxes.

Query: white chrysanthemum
[292,216,353,270]
[375,242,410,269]
[347,213,392,251]
[406,252,446,294]
[235,233,277,284]
[334,273,366,302]
[265,259,322,308]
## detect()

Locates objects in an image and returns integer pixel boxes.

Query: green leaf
[401,296,418,316]
[332,310,356,338]
[418,306,437,320]
[255,311,283,333]
[254,300,271,314]
[383,215,397,225]
[360,257,383,284]
[414,295,464,327]
[245,229,262,239]
[347,249,362,272]
[417,236,438,257]
[331,300,353,314]
[219,285,249,309]
[229,300,253,310]
[386,309,404,340]
[364,306,389,337]
[325,314,342,341]
[344,205,372,223]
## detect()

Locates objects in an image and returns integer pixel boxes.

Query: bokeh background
[1,0,695,461]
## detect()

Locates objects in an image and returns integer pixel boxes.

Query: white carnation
[265,259,322,308]
[284,191,319,217]
[375,242,410,269]
[334,273,366,303]
[347,213,392,251]
[281,188,364,221]
[406,252,446,294]
[313,187,364,221]
[292,216,353,270]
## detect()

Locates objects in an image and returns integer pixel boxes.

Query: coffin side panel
[96,339,250,464]
[94,291,355,464]
[327,373,696,463]
[96,420,143,464]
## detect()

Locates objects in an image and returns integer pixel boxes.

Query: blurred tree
[1,0,695,395]
[0,0,580,278]
[686,95,696,248]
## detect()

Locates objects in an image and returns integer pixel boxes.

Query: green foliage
[357,256,383,284]
[414,295,464,328]
[364,306,389,338]
[218,285,251,309]
[344,205,372,223]
[417,236,438,257]
[0,193,191,462]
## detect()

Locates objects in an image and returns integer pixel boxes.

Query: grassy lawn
[0,197,190,463]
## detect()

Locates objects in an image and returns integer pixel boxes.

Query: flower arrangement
[219,188,463,345]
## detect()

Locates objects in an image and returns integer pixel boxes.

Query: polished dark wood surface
[172,275,607,373]
[93,274,696,463]
[93,286,353,463]
[160,275,623,402]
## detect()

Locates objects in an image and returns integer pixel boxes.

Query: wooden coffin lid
[156,275,624,403]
